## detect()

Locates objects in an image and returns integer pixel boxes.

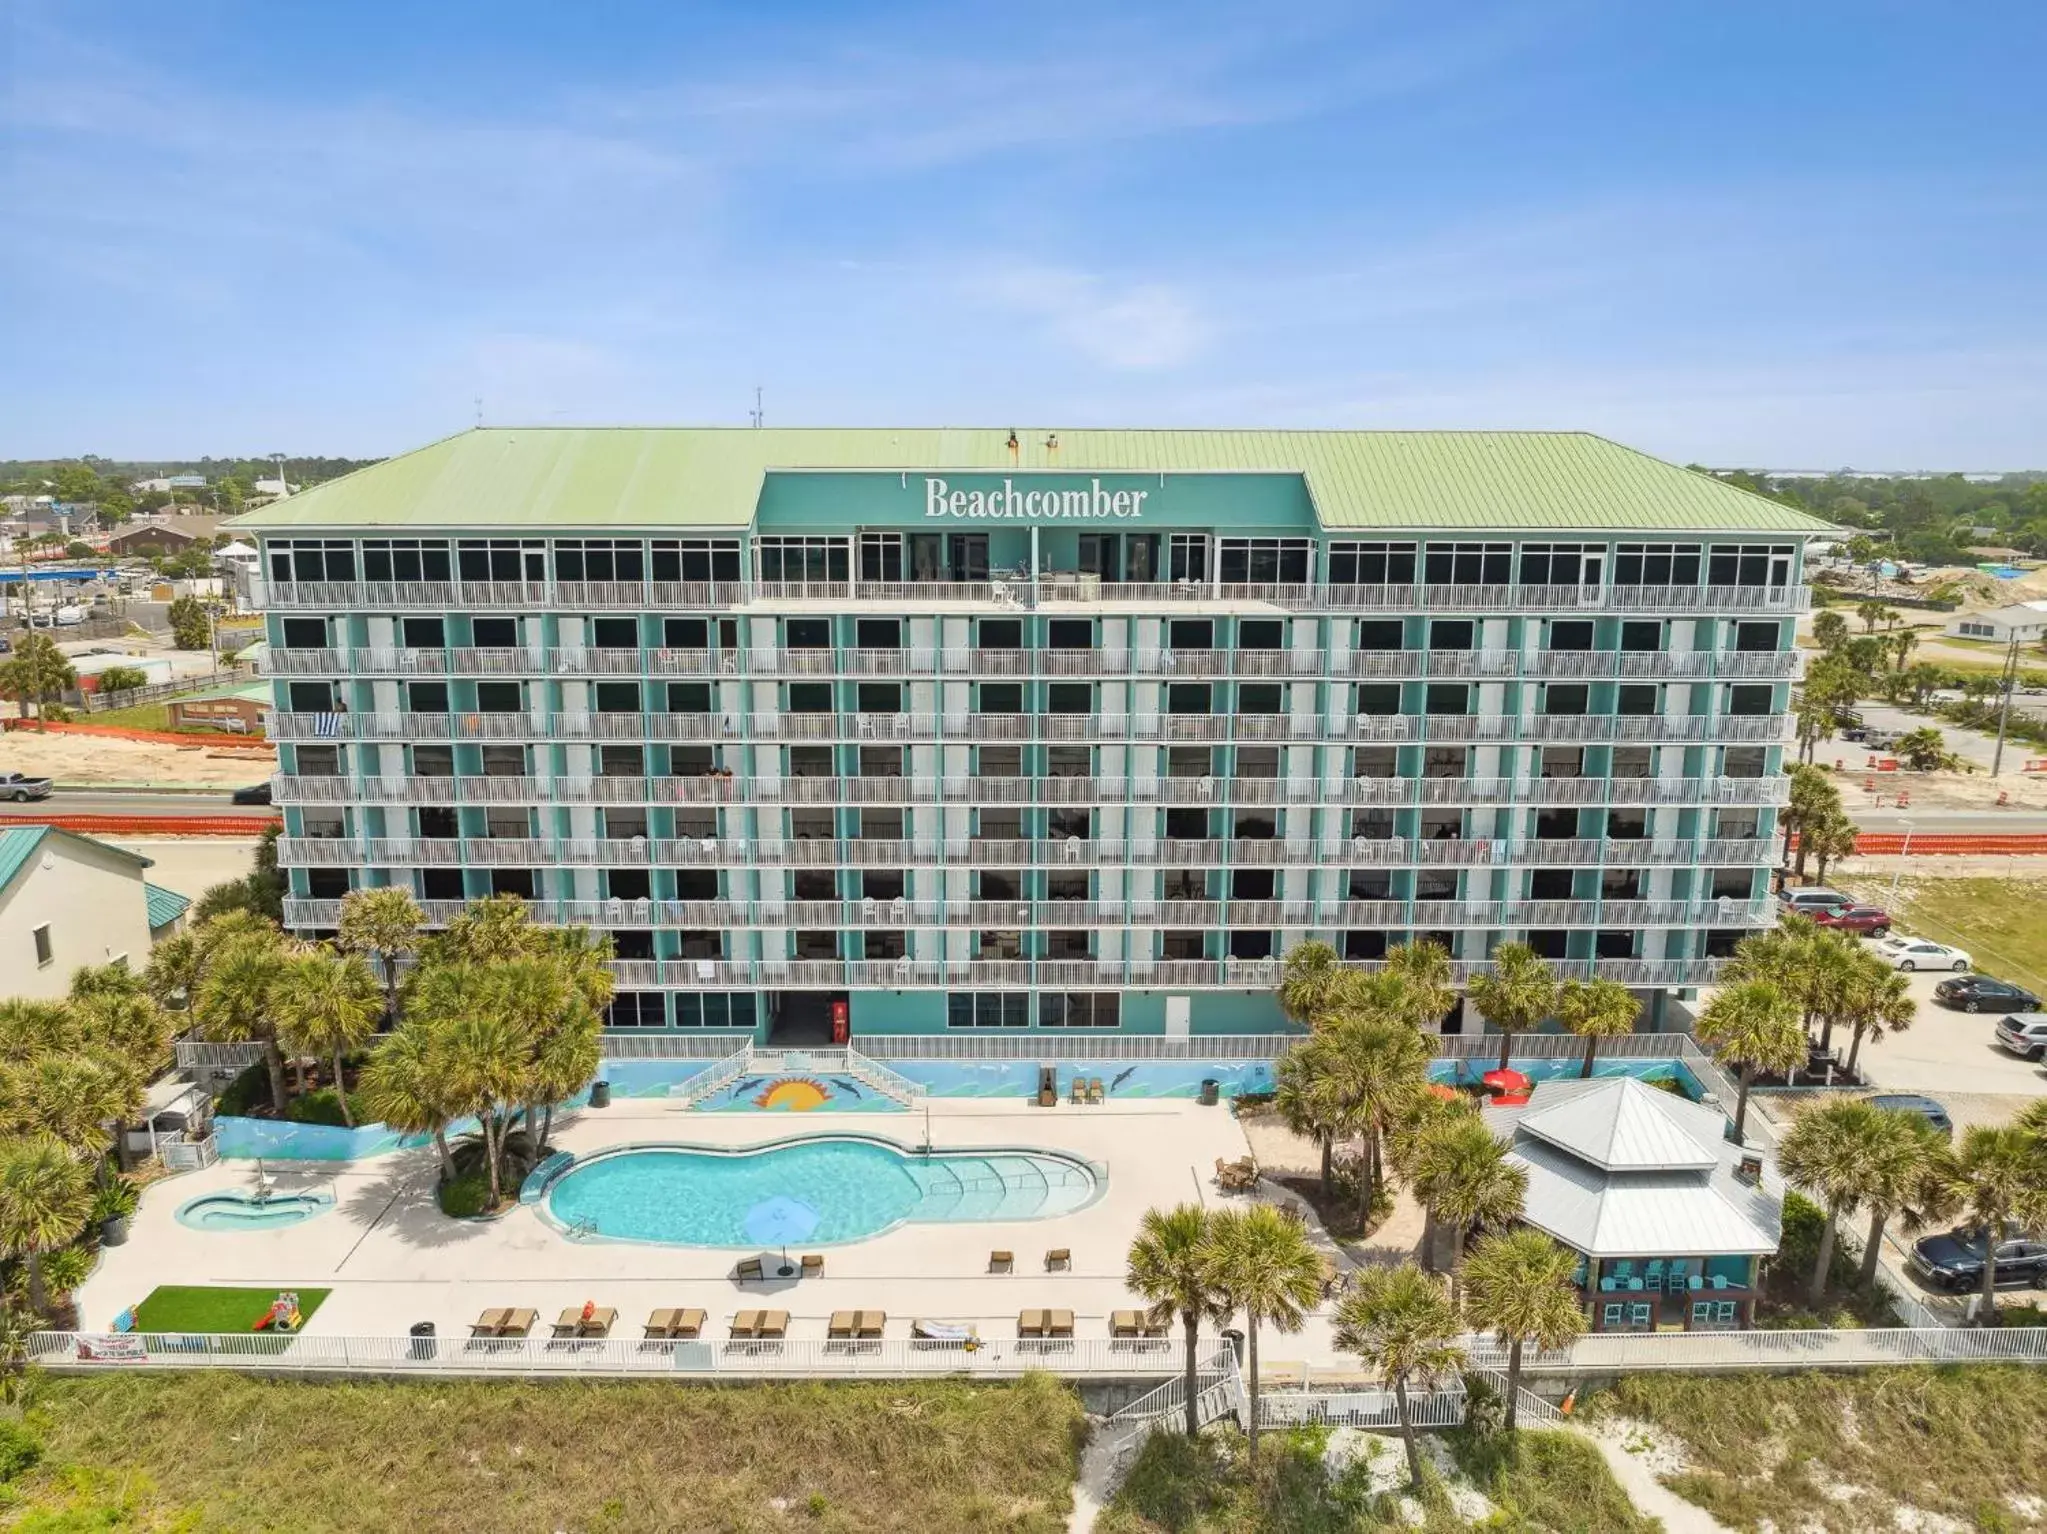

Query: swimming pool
[175,1189,335,1231]
[539,1135,1102,1247]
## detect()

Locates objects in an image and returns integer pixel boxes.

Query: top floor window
[1217,538,1312,584]
[758,536,850,584]
[1327,541,1417,586]
[457,539,546,582]
[268,539,356,583]
[1614,544,1702,586]
[653,539,742,582]
[1706,545,1794,588]
[1519,544,1602,586]
[1423,543,1510,585]
[362,539,451,582]
[556,539,645,582]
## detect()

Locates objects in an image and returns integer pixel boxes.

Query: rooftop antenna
[750,386,764,428]
[474,397,484,428]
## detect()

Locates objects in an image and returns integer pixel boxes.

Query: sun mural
[753,1077,833,1111]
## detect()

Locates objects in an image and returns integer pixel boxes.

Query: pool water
[543,1136,1100,1246]
[176,1190,335,1231]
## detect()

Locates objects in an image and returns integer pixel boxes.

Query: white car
[1872,937,1971,973]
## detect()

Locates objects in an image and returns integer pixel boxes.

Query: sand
[0,728,275,788]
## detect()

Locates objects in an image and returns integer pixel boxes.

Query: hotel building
[238,428,1825,1042]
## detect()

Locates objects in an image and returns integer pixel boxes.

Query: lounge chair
[757,1311,789,1340]
[1045,1247,1071,1271]
[1018,1309,1047,1338]
[730,1310,763,1340]
[1110,1309,1142,1338]
[498,1309,537,1338]
[1085,1078,1104,1104]
[579,1307,615,1338]
[911,1319,978,1348]
[828,1310,858,1341]
[855,1310,885,1340]
[1139,1315,1170,1340]
[1069,1077,1085,1104]
[801,1254,824,1276]
[470,1307,511,1338]
[1048,1310,1075,1340]
[736,1257,765,1283]
[989,1249,1014,1273]
[645,1307,707,1340]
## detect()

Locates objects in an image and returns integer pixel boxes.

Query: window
[1614,543,1702,586]
[947,993,1030,1028]
[1355,683,1400,716]
[361,538,452,582]
[456,539,545,582]
[472,616,519,648]
[788,683,832,713]
[786,618,831,649]
[289,681,335,712]
[1617,684,1659,716]
[554,539,645,582]
[978,683,1023,713]
[757,536,851,583]
[1355,619,1406,651]
[297,744,343,775]
[1217,538,1312,583]
[1725,683,1774,716]
[1328,541,1417,586]
[978,618,1023,649]
[1168,619,1213,649]
[1234,745,1279,778]
[1705,544,1793,588]
[1519,544,1599,585]
[406,681,447,714]
[1352,745,1396,777]
[860,746,904,776]
[856,618,902,649]
[1733,621,1780,653]
[1238,619,1283,650]
[668,682,713,713]
[650,538,742,583]
[1424,683,1469,715]
[401,616,445,648]
[1423,543,1510,584]
[281,617,328,649]
[856,683,902,714]
[1237,684,1283,714]
[1620,620,1663,652]
[673,992,758,1028]
[1167,683,1213,715]
[859,531,904,582]
[1429,619,1475,651]
[1543,684,1589,715]
[605,992,666,1027]
[1039,993,1121,1027]
[267,538,358,583]
[1546,620,1594,651]
[664,617,709,649]
[32,924,52,967]
[1168,533,1209,583]
[1049,619,1095,649]
[590,617,638,650]
[477,681,522,713]
[1047,683,1093,714]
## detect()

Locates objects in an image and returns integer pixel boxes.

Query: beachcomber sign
[924,477,1148,521]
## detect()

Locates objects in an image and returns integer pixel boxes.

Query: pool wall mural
[206,1056,1705,1159]
[529,1134,1106,1247]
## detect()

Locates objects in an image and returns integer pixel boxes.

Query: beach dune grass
[9,1372,1085,1533]
[130,1285,331,1333]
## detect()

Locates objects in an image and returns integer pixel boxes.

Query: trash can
[409,1321,436,1361]
[1199,1079,1220,1107]
[590,1080,612,1109]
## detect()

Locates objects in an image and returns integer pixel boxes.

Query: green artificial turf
[130,1285,330,1334]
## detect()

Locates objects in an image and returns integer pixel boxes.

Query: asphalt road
[1854,807,2047,834]
[31,788,275,818]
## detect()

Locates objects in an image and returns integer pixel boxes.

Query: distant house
[0,826,190,999]
[107,519,220,556]
[167,680,271,735]
[1482,1076,1784,1334]
[251,478,296,498]
[1944,601,2047,645]
[130,475,209,495]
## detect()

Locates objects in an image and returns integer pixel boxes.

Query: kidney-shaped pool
[540,1136,1102,1247]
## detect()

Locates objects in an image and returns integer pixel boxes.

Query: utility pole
[1991,631,2021,777]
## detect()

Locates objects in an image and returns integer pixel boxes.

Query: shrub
[39,1247,93,1297]
[284,1089,368,1128]
[438,1173,493,1219]
[214,1062,269,1118]
[90,1182,138,1223]
[0,1418,42,1482]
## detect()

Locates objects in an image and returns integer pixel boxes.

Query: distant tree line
[1,455,380,523]
[1697,466,2047,565]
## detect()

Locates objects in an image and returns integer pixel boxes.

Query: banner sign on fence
[72,1334,148,1364]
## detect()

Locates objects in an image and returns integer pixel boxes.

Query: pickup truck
[0,772,53,802]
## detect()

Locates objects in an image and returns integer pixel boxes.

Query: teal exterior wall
[755,471,1318,533]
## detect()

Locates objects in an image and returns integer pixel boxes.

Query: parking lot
[1852,965,2047,1101]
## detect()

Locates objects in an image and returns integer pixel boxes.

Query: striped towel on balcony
[313,713,343,738]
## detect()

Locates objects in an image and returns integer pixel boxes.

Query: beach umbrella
[1481,1067,1532,1105]
[742,1195,821,1276]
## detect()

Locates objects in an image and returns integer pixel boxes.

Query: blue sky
[3,1,2042,467]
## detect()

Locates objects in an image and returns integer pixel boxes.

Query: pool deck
[81,1096,1355,1365]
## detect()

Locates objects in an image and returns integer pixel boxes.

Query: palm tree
[274,950,384,1126]
[1948,1125,2047,1325]
[1811,609,1849,651]
[1462,1229,1585,1429]
[1203,1205,1324,1465]
[1557,977,1640,1078]
[1854,599,1889,634]
[1781,764,1841,870]
[1777,1099,1883,1303]
[337,886,425,1024]
[1696,980,1807,1142]
[1842,966,1913,1078]
[1334,1264,1466,1490]
[0,1136,92,1314]
[1808,811,1859,884]
[192,933,293,1113]
[1400,1115,1527,1303]
[1274,1035,1345,1194]
[1276,940,1348,1028]
[358,1022,462,1184]
[1126,1204,1223,1439]
[1380,941,1456,1031]
[1853,1109,1955,1290]
[1328,1014,1432,1213]
[1467,942,1558,1072]
[434,1007,530,1208]
[1891,628,1920,673]
[143,931,201,1012]
[0,632,77,729]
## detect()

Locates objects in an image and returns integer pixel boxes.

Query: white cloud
[969,265,1212,369]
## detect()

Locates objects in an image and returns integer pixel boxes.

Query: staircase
[667,1044,755,1108]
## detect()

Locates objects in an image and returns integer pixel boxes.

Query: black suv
[1932,975,2041,1013]
[1910,1228,2047,1291]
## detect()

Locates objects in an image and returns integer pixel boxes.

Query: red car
[1814,904,1892,937]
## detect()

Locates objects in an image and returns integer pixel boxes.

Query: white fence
[1465,1324,2047,1375]
[172,1040,269,1073]
[28,1330,1195,1381]
[855,1033,1301,1061]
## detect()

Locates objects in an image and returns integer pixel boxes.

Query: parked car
[1910,1228,2047,1291]
[0,772,52,802]
[1933,975,2040,1012]
[1993,1013,2047,1060]
[1779,887,1853,914]
[1872,936,1971,972]
[230,781,273,806]
[1813,904,1893,936]
[1865,1093,1953,1138]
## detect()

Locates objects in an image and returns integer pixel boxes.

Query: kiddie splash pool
[175,1189,336,1231]
[537,1135,1103,1247]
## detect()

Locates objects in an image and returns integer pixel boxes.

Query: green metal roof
[0,825,153,897]
[144,881,192,931]
[229,427,1832,535]
[171,680,273,705]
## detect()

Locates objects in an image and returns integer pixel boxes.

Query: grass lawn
[3,1372,1083,1533]
[1591,1365,2047,1534]
[130,1285,331,1333]
[1096,1425,1654,1533]
[80,698,174,730]
[1841,874,2047,995]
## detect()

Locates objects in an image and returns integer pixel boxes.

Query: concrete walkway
[1575,1422,1736,1534]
